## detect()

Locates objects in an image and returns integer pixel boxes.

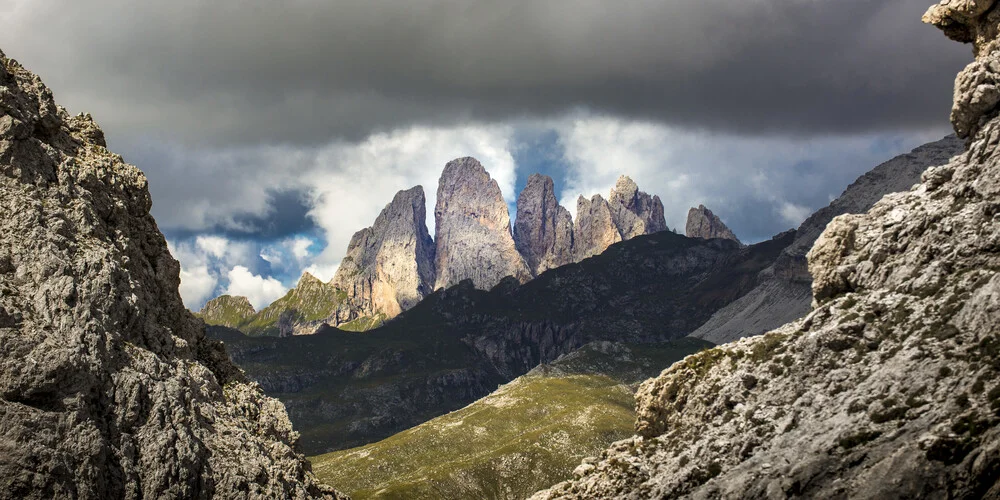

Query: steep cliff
[534,4,1000,497]
[573,178,669,261]
[332,186,435,318]
[573,194,622,260]
[609,175,667,240]
[514,174,576,275]
[434,157,532,290]
[0,49,342,498]
[685,205,740,244]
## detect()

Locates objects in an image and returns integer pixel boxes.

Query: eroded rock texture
[573,178,668,260]
[0,49,343,499]
[573,194,623,260]
[534,5,1000,498]
[685,204,740,244]
[333,186,435,318]
[609,175,667,240]
[434,157,531,290]
[514,174,575,275]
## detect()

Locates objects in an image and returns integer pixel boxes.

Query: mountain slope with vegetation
[310,339,711,499]
[200,273,381,337]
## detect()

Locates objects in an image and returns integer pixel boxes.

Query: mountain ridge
[202,169,672,337]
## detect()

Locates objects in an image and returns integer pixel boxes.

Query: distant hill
[309,338,711,499]
[200,272,371,337]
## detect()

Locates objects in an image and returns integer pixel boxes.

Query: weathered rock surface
[573,178,668,261]
[434,157,531,290]
[514,174,575,275]
[534,6,1000,497]
[0,49,342,498]
[685,204,740,244]
[573,194,623,260]
[333,186,435,318]
[251,272,355,337]
[609,175,667,240]
[199,294,256,328]
[691,135,964,345]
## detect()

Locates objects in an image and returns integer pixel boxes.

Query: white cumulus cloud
[224,266,288,310]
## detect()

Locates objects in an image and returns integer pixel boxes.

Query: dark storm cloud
[164,189,320,241]
[1,0,969,146]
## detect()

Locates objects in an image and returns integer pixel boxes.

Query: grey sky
[1,0,968,145]
[0,0,969,308]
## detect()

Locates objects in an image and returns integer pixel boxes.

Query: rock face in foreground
[534,5,1000,498]
[0,49,342,498]
[685,204,740,244]
[514,174,576,275]
[690,135,963,345]
[434,157,532,290]
[333,186,436,318]
[199,294,256,328]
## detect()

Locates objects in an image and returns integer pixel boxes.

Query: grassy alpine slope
[309,338,712,499]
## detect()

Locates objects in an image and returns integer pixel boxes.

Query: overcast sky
[0,0,970,309]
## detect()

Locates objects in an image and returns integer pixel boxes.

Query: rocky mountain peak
[333,185,436,318]
[199,295,256,328]
[513,174,575,275]
[0,48,341,497]
[573,194,622,260]
[434,157,531,290]
[296,271,324,289]
[610,175,639,202]
[685,204,741,243]
[609,175,668,238]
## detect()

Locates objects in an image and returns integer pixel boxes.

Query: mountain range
[207,129,961,457]
[201,159,675,336]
